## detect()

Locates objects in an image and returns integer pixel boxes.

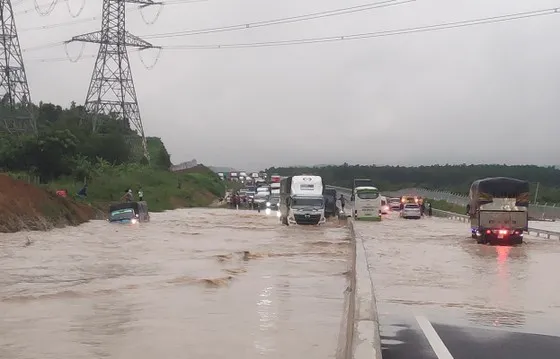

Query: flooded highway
[354,212,560,359]
[0,209,351,359]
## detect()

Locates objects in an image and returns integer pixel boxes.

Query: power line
[15,0,205,18]
[19,0,413,53]
[24,6,560,61]
[160,7,560,49]
[19,0,409,34]
[141,0,414,39]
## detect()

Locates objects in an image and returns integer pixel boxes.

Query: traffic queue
[225,174,433,225]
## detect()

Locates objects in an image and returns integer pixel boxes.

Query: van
[108,201,150,224]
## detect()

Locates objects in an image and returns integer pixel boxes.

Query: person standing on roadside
[121,189,133,202]
[138,187,144,201]
[339,194,346,211]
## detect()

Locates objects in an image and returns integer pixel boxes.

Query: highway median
[346,219,382,359]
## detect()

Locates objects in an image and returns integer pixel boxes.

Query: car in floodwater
[266,195,280,211]
[388,197,401,210]
[108,201,150,224]
[400,203,421,219]
[380,196,390,214]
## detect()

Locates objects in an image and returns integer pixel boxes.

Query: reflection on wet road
[354,213,560,359]
[0,209,351,359]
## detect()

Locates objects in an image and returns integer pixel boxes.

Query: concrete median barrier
[345,220,382,359]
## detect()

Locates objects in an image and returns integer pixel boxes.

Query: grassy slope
[50,165,225,213]
[425,198,466,214]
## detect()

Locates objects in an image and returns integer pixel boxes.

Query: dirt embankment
[0,174,96,233]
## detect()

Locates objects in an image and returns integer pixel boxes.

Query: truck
[351,178,374,201]
[279,175,326,225]
[323,188,338,218]
[270,174,281,183]
[270,182,280,196]
[468,177,529,245]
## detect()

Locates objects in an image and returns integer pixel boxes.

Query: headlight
[266,202,271,207]
[131,218,138,224]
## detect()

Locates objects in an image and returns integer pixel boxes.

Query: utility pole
[534,182,540,204]
[0,0,35,134]
[66,0,161,162]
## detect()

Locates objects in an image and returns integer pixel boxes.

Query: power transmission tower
[66,0,160,162]
[0,0,35,134]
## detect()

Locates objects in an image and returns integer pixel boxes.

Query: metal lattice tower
[0,0,34,134]
[67,0,160,161]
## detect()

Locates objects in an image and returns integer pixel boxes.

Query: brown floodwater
[354,212,560,334]
[0,208,351,359]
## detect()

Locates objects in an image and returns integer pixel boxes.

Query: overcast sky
[16,0,560,170]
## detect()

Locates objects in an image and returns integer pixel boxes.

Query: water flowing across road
[0,209,351,359]
[354,212,560,358]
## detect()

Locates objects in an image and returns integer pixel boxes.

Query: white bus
[352,186,382,221]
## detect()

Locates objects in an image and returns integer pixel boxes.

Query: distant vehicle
[468,177,529,245]
[401,195,418,204]
[401,203,421,219]
[108,201,150,224]
[323,188,338,218]
[253,192,270,209]
[266,195,280,211]
[380,196,389,214]
[352,186,382,221]
[279,175,326,225]
[270,175,281,183]
[388,197,401,210]
[351,178,374,201]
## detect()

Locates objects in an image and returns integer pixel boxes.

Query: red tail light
[486,230,491,234]
[499,229,508,235]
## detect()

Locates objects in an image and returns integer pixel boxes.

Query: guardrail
[326,185,560,240]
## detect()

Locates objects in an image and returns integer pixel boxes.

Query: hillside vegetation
[0,102,224,232]
[265,163,560,203]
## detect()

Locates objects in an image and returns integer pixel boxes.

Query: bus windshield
[357,190,380,200]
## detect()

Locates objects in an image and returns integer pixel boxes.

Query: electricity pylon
[66,0,161,161]
[0,0,35,134]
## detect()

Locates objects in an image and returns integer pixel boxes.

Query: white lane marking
[415,315,455,359]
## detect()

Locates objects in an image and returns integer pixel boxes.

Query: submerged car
[108,201,150,224]
[400,203,421,219]
[266,196,280,211]
[388,197,401,210]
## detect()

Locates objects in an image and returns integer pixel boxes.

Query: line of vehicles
[104,171,529,246]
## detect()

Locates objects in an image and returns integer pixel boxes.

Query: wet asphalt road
[354,212,560,359]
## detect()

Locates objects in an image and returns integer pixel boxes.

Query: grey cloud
[15,0,560,169]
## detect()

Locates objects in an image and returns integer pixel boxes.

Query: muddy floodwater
[355,213,560,335]
[0,209,351,359]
